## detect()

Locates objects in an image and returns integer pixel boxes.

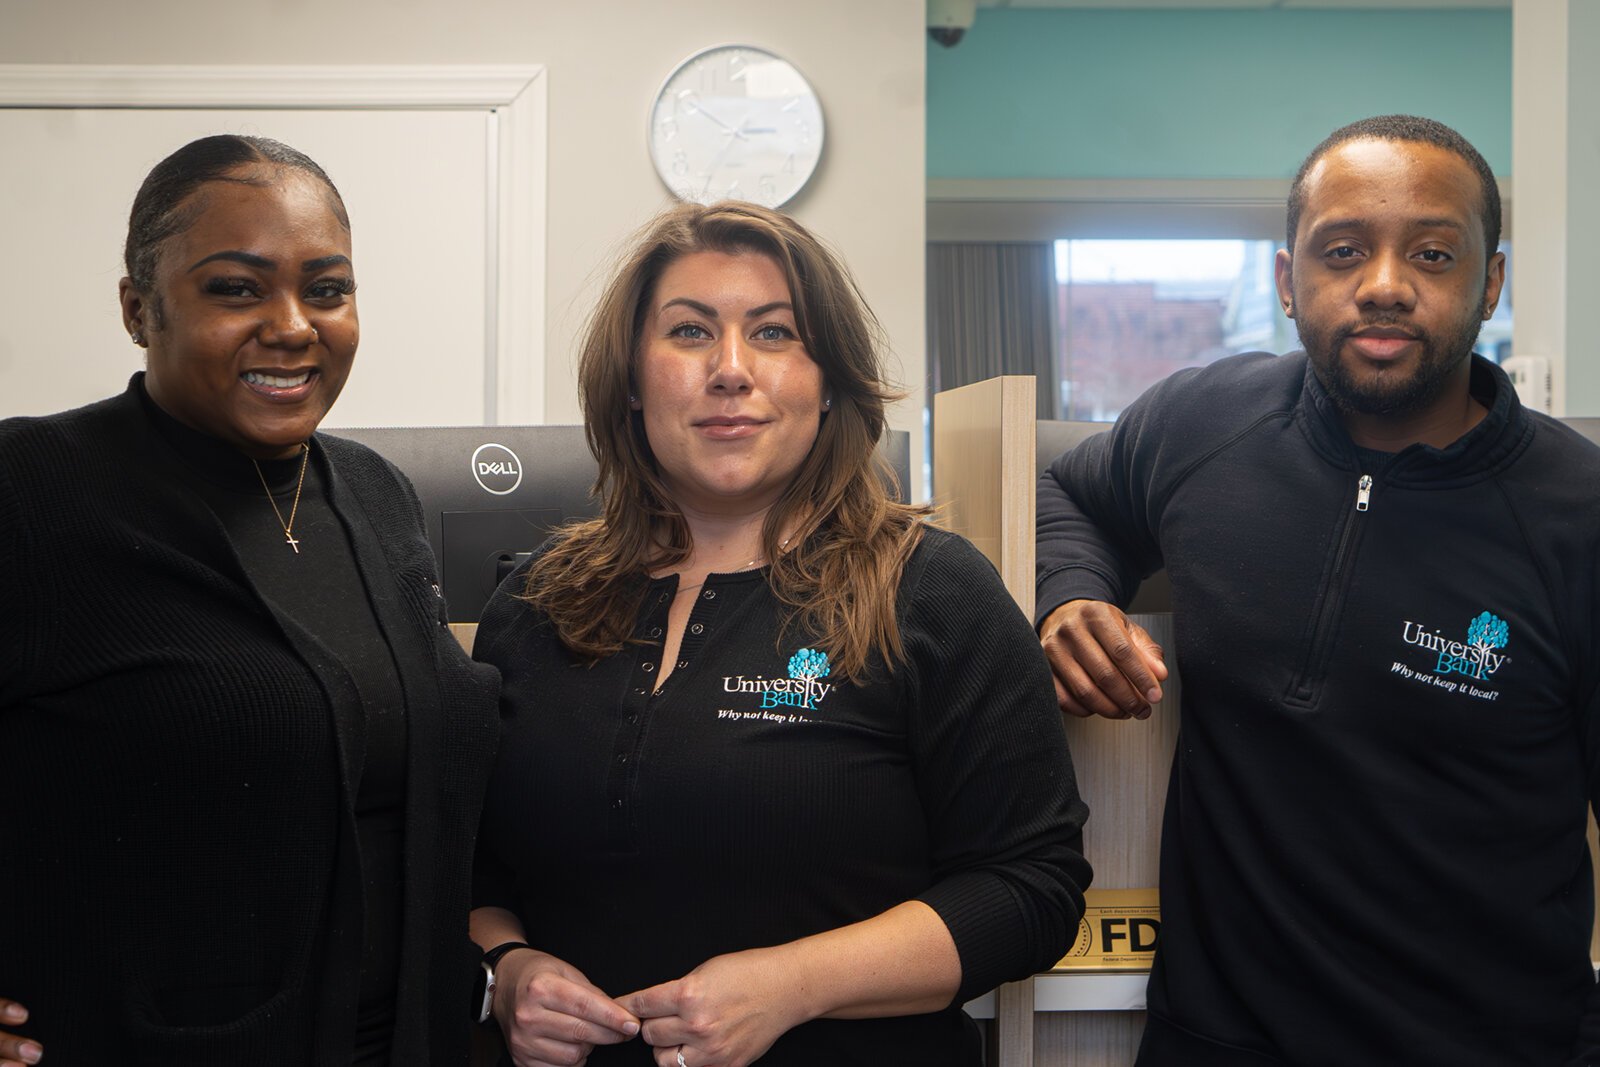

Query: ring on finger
[677,1047,688,1067]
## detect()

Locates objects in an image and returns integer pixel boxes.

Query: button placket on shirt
[652,584,728,699]
[604,583,674,847]
[678,589,724,661]
[601,574,744,849]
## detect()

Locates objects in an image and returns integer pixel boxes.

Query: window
[1054,238,1514,423]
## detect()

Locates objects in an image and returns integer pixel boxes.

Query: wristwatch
[474,940,532,1024]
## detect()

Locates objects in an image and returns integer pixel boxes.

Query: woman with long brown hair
[468,202,1090,1067]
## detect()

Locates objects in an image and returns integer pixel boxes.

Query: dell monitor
[334,425,913,624]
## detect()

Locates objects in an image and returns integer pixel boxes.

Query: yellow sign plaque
[1052,888,1162,973]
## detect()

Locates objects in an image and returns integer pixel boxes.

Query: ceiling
[977,1,1508,8]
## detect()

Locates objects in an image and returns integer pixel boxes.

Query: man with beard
[1036,114,1600,1065]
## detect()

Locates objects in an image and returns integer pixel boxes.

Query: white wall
[1511,0,1600,417]
[0,0,929,477]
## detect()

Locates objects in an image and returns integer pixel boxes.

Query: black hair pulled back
[124,134,348,305]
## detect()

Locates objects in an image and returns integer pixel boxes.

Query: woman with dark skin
[0,135,499,1066]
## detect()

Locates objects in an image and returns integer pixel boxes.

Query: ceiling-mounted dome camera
[928,0,977,48]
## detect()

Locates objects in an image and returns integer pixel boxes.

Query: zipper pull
[1355,474,1373,512]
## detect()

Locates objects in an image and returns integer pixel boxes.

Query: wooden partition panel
[936,377,1178,1066]
[1057,619,1178,890]
[1035,620,1177,1063]
[934,376,1039,1066]
[933,376,1039,617]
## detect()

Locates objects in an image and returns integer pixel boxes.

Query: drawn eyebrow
[187,250,273,272]
[661,297,719,318]
[302,254,352,272]
[185,252,352,273]
[660,298,795,319]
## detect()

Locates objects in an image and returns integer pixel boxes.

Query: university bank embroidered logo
[717,647,834,724]
[1391,611,1510,701]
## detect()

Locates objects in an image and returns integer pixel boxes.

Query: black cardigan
[0,377,500,1065]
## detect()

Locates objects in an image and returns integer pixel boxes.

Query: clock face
[648,45,824,208]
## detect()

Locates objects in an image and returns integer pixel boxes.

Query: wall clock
[648,45,824,208]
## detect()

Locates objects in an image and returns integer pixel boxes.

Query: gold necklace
[672,536,792,595]
[251,443,311,553]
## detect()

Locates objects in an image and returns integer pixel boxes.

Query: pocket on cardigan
[127,983,306,1065]
[150,980,282,1027]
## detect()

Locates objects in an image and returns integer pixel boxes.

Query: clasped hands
[494,945,803,1067]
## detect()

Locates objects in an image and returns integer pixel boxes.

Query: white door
[0,66,546,427]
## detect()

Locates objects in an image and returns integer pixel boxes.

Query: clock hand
[700,133,743,198]
[688,99,748,140]
[712,137,738,168]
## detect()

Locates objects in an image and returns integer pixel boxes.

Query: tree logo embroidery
[720,648,835,714]
[1399,612,1510,682]
[788,648,830,683]
[1464,612,1509,673]
[777,648,832,711]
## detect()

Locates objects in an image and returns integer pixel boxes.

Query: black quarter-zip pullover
[1038,353,1600,1066]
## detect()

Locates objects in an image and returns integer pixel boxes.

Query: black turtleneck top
[141,385,408,1064]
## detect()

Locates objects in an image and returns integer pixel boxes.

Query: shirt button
[627,714,639,725]
[702,589,716,600]
[635,687,647,696]
[612,798,624,809]
[642,662,656,673]
[677,660,688,669]
[690,623,704,635]
[649,626,663,638]
[616,752,629,763]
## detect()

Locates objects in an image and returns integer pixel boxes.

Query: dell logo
[470,443,524,496]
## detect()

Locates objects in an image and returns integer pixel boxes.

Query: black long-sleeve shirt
[473,527,1090,1066]
[1037,352,1600,1066]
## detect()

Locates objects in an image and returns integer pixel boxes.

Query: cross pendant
[286,533,301,553]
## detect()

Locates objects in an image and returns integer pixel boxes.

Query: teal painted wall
[927,8,1511,180]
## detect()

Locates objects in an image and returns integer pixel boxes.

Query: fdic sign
[1053,888,1161,973]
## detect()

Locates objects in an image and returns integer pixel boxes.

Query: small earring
[629,394,638,405]
[823,397,832,410]
[130,331,144,346]
[310,327,319,343]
